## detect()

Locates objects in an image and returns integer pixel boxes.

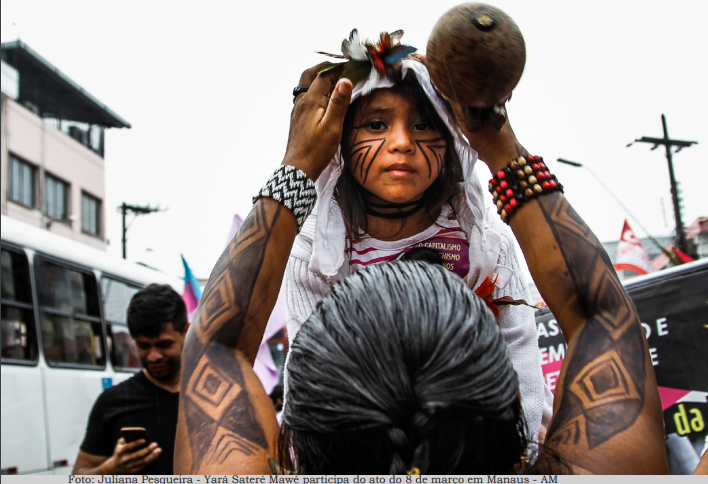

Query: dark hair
[270,383,284,412]
[336,72,464,242]
[399,247,444,266]
[127,283,188,338]
[281,261,527,474]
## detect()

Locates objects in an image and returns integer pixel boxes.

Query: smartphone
[120,427,150,446]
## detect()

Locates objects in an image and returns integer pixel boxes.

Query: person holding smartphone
[72,284,189,475]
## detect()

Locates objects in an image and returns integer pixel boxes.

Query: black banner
[536,261,708,474]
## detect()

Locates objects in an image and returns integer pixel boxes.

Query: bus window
[34,258,105,368]
[101,277,139,325]
[1,248,38,362]
[109,324,140,370]
[101,277,140,371]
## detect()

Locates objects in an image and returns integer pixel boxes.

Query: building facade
[1,41,130,251]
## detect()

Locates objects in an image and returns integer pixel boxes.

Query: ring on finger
[293,86,309,103]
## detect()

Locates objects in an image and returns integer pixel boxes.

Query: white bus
[1,215,183,475]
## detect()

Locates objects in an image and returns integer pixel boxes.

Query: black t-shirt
[80,371,179,475]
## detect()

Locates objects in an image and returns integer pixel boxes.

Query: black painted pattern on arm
[181,200,282,472]
[537,194,646,450]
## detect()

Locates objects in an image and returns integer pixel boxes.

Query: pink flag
[614,220,653,275]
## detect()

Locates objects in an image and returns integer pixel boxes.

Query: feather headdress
[318,29,417,95]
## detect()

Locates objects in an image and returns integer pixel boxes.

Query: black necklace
[364,196,428,219]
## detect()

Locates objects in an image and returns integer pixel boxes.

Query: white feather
[359,67,382,96]
[342,29,368,61]
[389,30,404,45]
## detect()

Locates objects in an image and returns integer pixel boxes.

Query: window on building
[101,277,141,371]
[82,192,101,237]
[8,155,36,208]
[1,248,38,363]
[45,173,69,221]
[34,257,105,368]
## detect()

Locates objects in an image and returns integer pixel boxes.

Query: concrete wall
[1,97,106,250]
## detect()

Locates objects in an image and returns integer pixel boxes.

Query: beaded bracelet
[253,164,317,232]
[488,155,563,223]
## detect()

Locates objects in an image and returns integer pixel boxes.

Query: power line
[557,158,676,263]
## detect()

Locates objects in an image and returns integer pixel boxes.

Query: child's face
[346,89,447,205]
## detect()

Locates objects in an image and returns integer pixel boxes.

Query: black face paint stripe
[349,138,386,184]
[350,137,386,148]
[363,139,386,185]
[415,137,447,178]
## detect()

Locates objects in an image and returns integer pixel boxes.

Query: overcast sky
[2,0,706,280]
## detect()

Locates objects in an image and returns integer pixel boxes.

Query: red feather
[474,275,539,319]
[367,47,385,76]
[474,275,498,299]
[379,32,392,52]
[474,275,500,318]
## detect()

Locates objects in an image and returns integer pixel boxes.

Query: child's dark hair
[335,72,463,242]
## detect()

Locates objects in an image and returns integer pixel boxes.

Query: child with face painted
[284,30,552,443]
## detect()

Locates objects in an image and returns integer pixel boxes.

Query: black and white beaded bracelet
[253,164,317,232]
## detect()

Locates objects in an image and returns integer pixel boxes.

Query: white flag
[614,220,653,275]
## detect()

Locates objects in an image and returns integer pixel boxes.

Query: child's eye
[367,121,387,131]
[413,121,430,131]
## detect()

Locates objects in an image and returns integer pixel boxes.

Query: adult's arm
[449,105,668,474]
[72,440,161,475]
[694,451,708,475]
[173,67,352,475]
[72,452,108,475]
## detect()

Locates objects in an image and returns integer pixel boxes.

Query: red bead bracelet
[488,155,564,223]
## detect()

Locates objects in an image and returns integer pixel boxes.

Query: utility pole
[119,203,164,259]
[629,115,697,257]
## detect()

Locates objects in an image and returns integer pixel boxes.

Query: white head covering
[309,58,487,280]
